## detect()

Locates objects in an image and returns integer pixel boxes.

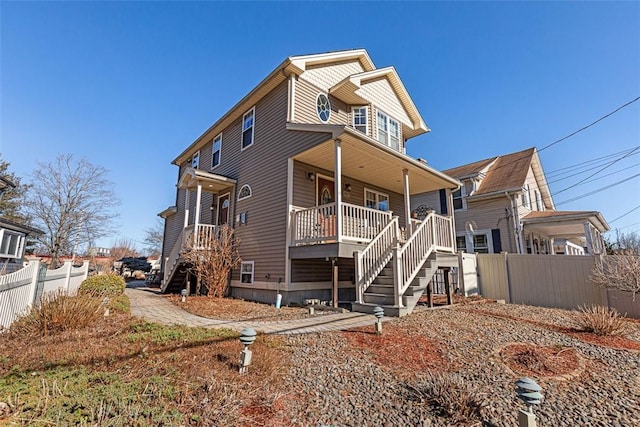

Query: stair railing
[395,212,437,306]
[161,227,188,292]
[354,216,399,303]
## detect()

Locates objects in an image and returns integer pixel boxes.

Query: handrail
[354,217,399,303]
[162,227,187,292]
[396,213,455,303]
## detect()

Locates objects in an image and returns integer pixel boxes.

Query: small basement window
[240,261,254,284]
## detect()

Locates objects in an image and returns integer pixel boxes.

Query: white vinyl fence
[0,260,89,330]
[473,254,639,318]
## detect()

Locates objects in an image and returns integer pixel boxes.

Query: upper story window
[238,184,252,201]
[0,230,23,258]
[191,151,200,169]
[316,93,331,123]
[352,107,368,134]
[212,134,222,169]
[522,184,531,209]
[534,189,543,211]
[452,187,466,211]
[376,110,400,151]
[242,108,255,150]
[365,188,389,212]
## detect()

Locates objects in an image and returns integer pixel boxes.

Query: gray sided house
[411,147,610,256]
[160,49,461,316]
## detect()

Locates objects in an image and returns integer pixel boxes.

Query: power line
[546,146,640,176]
[546,147,640,180]
[548,161,640,185]
[555,172,640,206]
[553,146,640,196]
[609,204,640,224]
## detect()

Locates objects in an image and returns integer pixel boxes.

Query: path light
[373,306,384,335]
[239,328,257,374]
[515,377,543,427]
[181,289,187,303]
[102,297,110,317]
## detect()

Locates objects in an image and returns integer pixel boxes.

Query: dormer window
[352,107,368,134]
[376,110,400,151]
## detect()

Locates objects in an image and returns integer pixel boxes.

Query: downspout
[505,192,522,254]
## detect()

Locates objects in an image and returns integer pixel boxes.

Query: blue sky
[2,1,639,251]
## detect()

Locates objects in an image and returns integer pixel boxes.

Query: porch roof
[177,168,237,192]
[521,210,610,237]
[287,123,460,195]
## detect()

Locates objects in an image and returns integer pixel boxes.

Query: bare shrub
[182,224,241,297]
[575,304,630,336]
[591,255,640,300]
[409,372,485,425]
[9,290,103,337]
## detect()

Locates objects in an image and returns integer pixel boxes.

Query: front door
[217,193,230,225]
[317,176,335,206]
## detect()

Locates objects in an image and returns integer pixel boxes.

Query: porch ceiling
[291,129,459,195]
[522,210,609,237]
[178,167,236,192]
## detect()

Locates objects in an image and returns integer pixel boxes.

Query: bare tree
[181,225,241,297]
[110,238,139,261]
[143,219,164,257]
[23,154,119,268]
[591,255,640,300]
[610,230,640,255]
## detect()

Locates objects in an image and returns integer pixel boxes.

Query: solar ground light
[181,288,187,303]
[373,306,384,334]
[239,328,257,374]
[515,377,543,427]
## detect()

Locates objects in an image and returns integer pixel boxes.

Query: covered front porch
[286,124,460,315]
[521,210,610,255]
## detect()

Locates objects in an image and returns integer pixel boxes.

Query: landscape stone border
[494,341,586,382]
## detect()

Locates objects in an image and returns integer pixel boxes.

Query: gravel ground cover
[279,302,640,426]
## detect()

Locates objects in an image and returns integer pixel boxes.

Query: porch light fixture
[210,200,216,211]
[515,377,543,427]
[306,171,315,182]
[344,183,352,196]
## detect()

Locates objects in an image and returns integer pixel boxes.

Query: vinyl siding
[411,191,444,215]
[301,59,366,91]
[358,77,411,127]
[458,197,516,253]
[294,78,349,125]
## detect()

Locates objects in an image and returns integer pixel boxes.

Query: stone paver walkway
[125,286,383,335]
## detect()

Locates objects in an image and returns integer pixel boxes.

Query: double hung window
[376,111,400,150]
[212,134,222,168]
[242,108,255,150]
[365,188,389,212]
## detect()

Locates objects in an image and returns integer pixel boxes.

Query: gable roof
[173,49,428,165]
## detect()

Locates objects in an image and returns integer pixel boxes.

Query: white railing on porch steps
[162,224,219,291]
[395,213,455,306]
[292,202,393,245]
[354,217,399,303]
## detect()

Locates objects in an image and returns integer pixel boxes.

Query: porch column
[446,188,456,249]
[183,190,190,228]
[334,138,342,242]
[194,182,202,228]
[583,222,593,254]
[402,169,411,235]
[549,237,555,255]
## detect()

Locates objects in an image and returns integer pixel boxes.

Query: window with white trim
[242,108,255,150]
[0,231,23,258]
[191,151,200,169]
[238,184,252,201]
[365,188,389,212]
[316,93,331,122]
[522,184,531,209]
[240,261,254,284]
[456,235,467,252]
[452,188,464,211]
[376,110,400,151]
[534,189,543,211]
[472,234,490,253]
[211,133,222,169]
[352,106,368,134]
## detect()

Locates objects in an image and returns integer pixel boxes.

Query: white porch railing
[354,217,400,303]
[292,202,393,246]
[395,213,455,306]
[162,224,219,292]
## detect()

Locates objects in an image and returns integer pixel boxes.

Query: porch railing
[292,202,393,246]
[354,217,400,303]
[395,213,455,306]
[162,224,219,292]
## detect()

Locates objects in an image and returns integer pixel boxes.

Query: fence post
[504,252,513,304]
[26,260,41,306]
[354,251,363,304]
[63,261,73,294]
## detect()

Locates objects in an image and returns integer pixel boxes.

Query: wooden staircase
[352,212,456,317]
